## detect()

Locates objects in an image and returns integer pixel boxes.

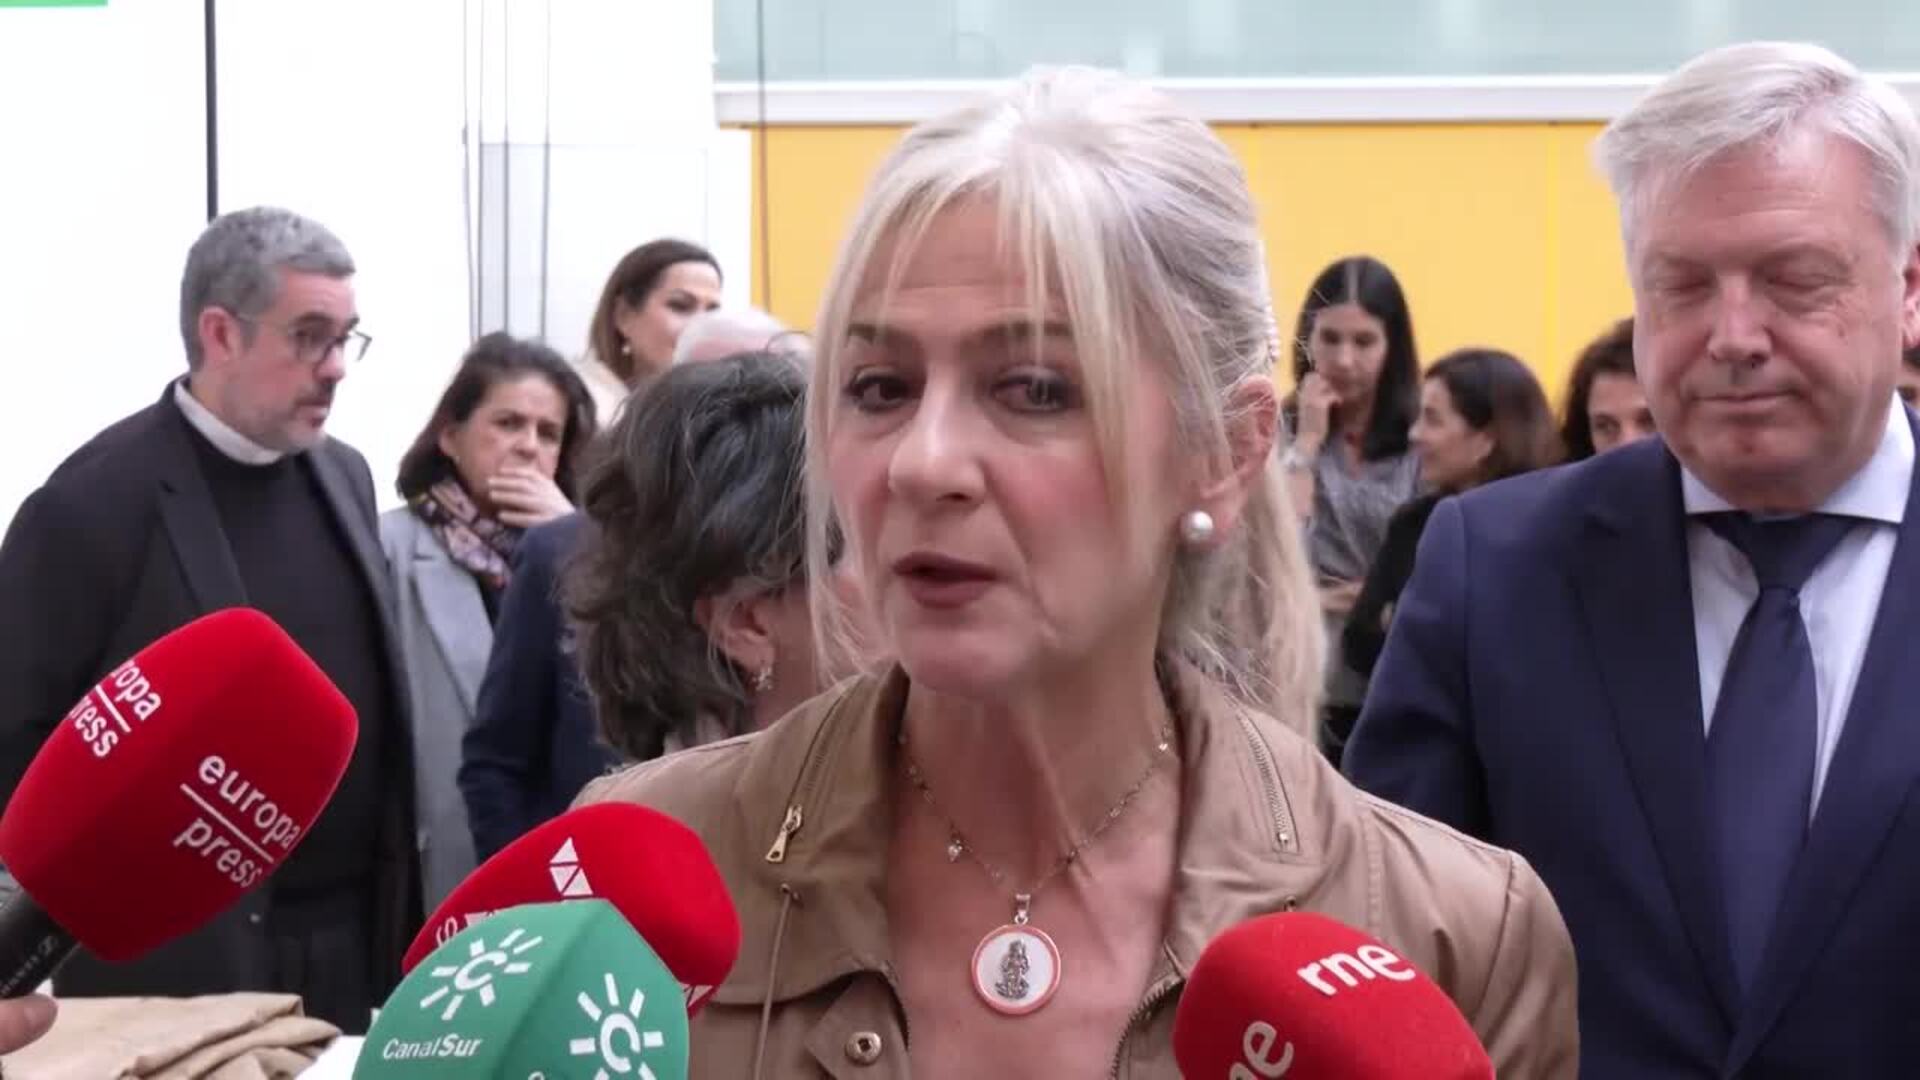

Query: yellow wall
[744,121,1634,400]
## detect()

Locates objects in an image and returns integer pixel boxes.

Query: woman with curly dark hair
[566,349,852,759]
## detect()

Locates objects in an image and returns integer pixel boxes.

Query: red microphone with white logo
[0,608,357,995]
[403,802,740,1014]
[1172,911,1493,1079]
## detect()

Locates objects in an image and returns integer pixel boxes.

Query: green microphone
[355,899,690,1078]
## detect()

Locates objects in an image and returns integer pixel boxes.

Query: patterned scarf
[410,479,520,592]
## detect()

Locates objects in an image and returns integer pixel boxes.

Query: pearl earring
[1179,510,1216,546]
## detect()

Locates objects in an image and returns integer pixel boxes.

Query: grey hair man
[0,207,418,1035]
[1348,42,1920,1077]
[179,208,369,452]
[670,305,795,367]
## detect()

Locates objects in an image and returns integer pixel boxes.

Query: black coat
[0,385,422,999]
[458,512,618,861]
[1341,493,1442,679]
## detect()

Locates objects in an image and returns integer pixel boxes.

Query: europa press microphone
[0,608,356,994]
[402,803,740,1014]
[357,899,689,1077]
[1171,911,1494,1080]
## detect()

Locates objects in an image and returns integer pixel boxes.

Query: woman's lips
[892,552,997,609]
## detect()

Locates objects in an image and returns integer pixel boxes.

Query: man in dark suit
[1346,42,1920,1077]
[0,207,420,1033]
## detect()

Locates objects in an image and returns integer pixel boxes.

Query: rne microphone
[0,608,356,996]
[357,899,688,1078]
[403,802,739,1014]
[1171,911,1493,1080]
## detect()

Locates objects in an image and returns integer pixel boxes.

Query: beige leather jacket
[578,668,1579,1078]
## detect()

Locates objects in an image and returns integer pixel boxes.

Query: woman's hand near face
[488,466,573,528]
[1295,372,1342,457]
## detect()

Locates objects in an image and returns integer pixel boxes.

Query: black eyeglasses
[233,313,372,366]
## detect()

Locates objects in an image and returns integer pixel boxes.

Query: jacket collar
[709,663,1354,1007]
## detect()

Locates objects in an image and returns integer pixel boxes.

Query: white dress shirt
[172,377,286,465]
[1682,397,1913,815]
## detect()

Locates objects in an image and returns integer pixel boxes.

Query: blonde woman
[580,67,1578,1077]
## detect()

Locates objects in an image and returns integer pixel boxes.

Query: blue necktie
[1700,512,1858,996]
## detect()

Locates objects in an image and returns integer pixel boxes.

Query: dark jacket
[1347,424,1920,1077]
[0,386,421,999]
[1341,492,1441,678]
[458,513,618,860]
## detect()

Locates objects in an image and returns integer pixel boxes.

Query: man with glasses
[0,206,420,1033]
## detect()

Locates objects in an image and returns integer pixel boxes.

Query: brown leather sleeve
[1473,852,1581,1078]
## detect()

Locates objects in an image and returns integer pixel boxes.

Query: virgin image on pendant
[971,923,1062,1016]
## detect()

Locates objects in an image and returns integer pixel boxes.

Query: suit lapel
[1570,441,1741,1023]
[308,441,417,757]
[308,442,397,616]
[1726,410,1920,1070]
[155,404,247,613]
[410,522,491,714]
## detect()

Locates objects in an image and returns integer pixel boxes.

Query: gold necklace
[898,721,1175,1016]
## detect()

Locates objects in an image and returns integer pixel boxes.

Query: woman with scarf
[379,332,597,909]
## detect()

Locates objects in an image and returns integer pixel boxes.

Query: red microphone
[0,608,357,995]
[403,802,740,1013]
[1172,911,1492,1079]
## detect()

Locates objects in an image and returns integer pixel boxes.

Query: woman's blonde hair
[804,66,1323,734]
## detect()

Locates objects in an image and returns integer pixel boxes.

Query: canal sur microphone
[360,899,688,1077]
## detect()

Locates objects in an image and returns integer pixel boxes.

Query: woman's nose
[887,389,986,506]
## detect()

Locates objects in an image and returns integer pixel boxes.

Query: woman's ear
[436,423,462,466]
[692,584,777,682]
[1467,428,1497,479]
[1190,375,1280,538]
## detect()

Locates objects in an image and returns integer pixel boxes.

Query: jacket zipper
[752,693,856,1075]
[1237,712,1299,854]
[1108,971,1184,1078]
[763,693,847,864]
[1107,716,1299,1076]
[765,805,803,863]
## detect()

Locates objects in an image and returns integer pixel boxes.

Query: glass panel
[716,0,1920,81]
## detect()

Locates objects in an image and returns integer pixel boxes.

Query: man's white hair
[671,307,790,366]
[1594,41,1920,258]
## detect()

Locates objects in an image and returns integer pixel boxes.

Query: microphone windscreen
[0,608,357,961]
[358,899,689,1078]
[1172,911,1493,1080]
[404,802,740,1013]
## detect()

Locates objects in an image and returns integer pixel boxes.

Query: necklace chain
[898,721,1175,924]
